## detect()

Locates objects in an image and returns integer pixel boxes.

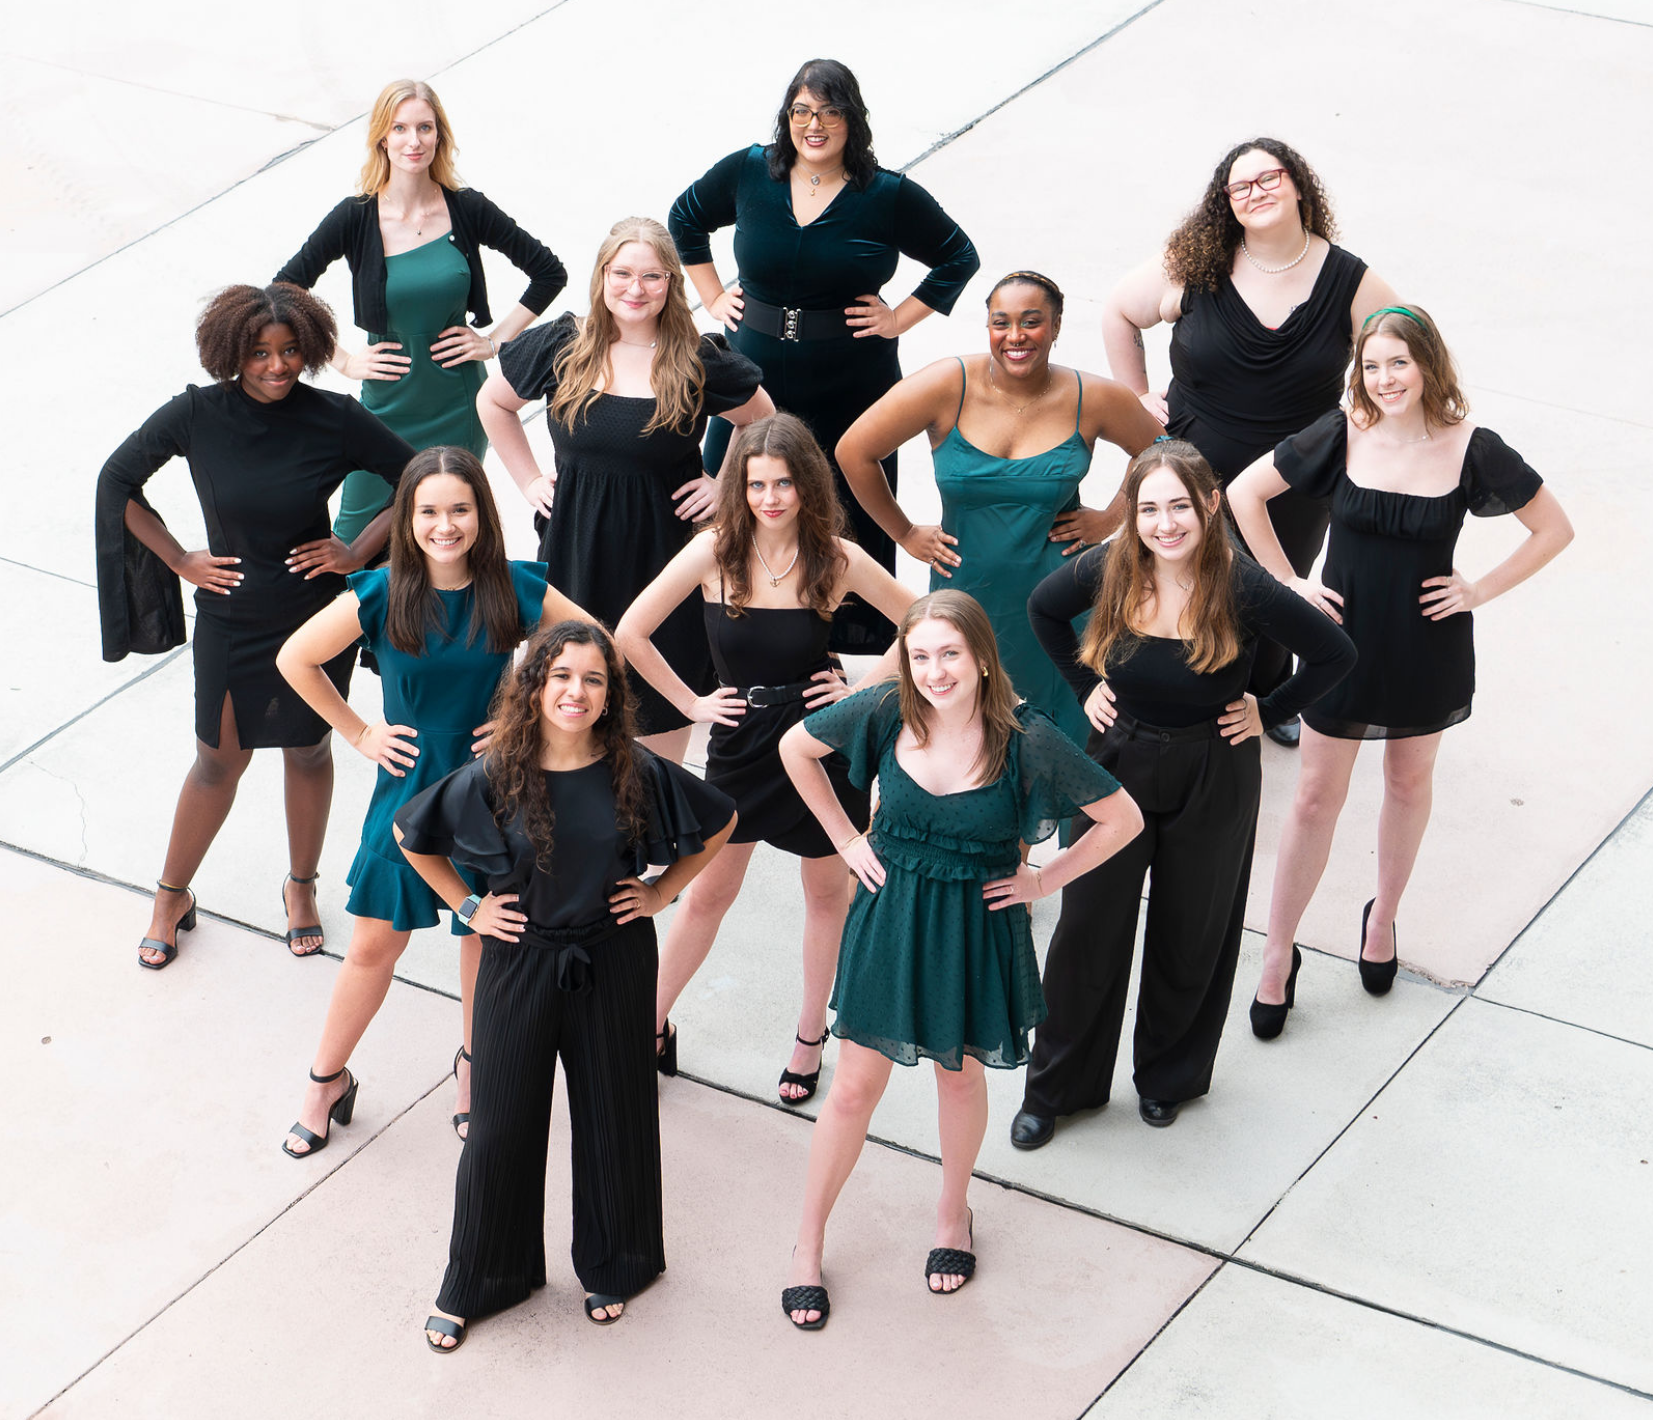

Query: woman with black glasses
[669,57,980,653]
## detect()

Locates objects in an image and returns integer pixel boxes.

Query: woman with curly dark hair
[669,58,981,653]
[1102,139,1396,745]
[95,282,414,968]
[615,414,914,1100]
[394,620,735,1350]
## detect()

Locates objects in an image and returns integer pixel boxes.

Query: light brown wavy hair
[896,591,1023,787]
[1164,137,1336,293]
[483,621,646,870]
[357,80,462,195]
[1348,304,1468,431]
[383,447,521,657]
[550,218,705,436]
[1079,441,1241,676]
[712,414,847,619]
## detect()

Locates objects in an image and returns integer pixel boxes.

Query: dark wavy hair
[196,283,336,382]
[1348,304,1468,432]
[765,58,878,188]
[483,621,646,870]
[896,591,1023,788]
[1164,138,1337,293]
[383,447,521,657]
[1079,441,1241,676]
[712,414,848,620]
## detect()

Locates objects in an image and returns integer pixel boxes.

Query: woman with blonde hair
[776,591,1141,1327]
[480,217,774,759]
[276,78,565,542]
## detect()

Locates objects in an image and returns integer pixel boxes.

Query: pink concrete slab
[41,1079,1216,1419]
[0,850,460,1419]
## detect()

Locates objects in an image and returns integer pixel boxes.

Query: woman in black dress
[1011,441,1354,1150]
[395,621,735,1350]
[1228,307,1572,1026]
[95,283,413,967]
[614,414,914,1101]
[1102,138,1396,744]
[669,57,980,653]
[478,217,772,761]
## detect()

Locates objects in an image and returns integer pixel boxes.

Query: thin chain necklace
[987,358,1051,415]
[1240,231,1311,273]
[754,539,800,587]
[615,339,657,348]
[802,164,843,197]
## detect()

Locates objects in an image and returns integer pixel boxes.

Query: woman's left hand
[1049,506,1107,556]
[846,294,898,340]
[802,668,851,710]
[430,325,494,368]
[470,720,496,756]
[983,861,1045,911]
[1219,693,1262,744]
[1420,569,1480,620]
[672,475,719,522]
[287,536,359,579]
[609,876,666,925]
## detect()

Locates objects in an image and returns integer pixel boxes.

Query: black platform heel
[778,1029,831,1105]
[1249,945,1302,1040]
[281,1066,359,1158]
[656,1020,678,1078]
[137,881,196,970]
[1358,900,1398,995]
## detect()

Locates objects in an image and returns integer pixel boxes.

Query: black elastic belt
[741,297,853,342]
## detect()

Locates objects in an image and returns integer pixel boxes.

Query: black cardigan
[274,186,565,332]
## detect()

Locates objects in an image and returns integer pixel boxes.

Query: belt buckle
[746,684,780,707]
[781,307,801,342]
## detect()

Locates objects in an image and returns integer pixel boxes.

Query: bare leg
[780,854,853,1098]
[1256,726,1362,1001]
[785,1040,894,1323]
[929,1056,987,1292]
[284,915,411,1153]
[1364,733,1444,962]
[654,841,757,1037]
[140,695,252,964]
[638,725,691,765]
[454,931,482,1134]
[279,738,334,955]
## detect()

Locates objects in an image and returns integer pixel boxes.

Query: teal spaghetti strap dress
[343,560,548,931]
[931,361,1094,748]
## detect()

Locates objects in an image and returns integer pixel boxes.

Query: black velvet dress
[670,145,980,652]
[500,314,762,736]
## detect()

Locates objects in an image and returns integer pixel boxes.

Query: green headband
[1362,305,1425,329]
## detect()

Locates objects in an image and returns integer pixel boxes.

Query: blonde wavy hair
[550,218,705,437]
[357,79,462,196]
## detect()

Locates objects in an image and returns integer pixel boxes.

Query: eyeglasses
[1224,168,1288,201]
[788,103,846,129]
[605,265,669,291]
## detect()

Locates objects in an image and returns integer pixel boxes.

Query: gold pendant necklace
[987,359,1051,415]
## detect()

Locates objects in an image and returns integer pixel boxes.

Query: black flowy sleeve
[1028,545,1107,706]
[1274,410,1349,500]
[1464,428,1543,517]
[629,750,735,875]
[698,333,763,417]
[464,188,567,316]
[94,391,193,662]
[499,311,579,404]
[1235,557,1357,728]
[394,757,532,887]
[891,176,981,316]
[667,148,749,266]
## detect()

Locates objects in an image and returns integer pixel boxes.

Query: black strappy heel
[137,881,196,970]
[778,1029,830,1105]
[281,872,325,957]
[281,1066,359,1158]
[451,1045,471,1140]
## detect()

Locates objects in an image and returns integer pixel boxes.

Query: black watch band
[456,893,483,926]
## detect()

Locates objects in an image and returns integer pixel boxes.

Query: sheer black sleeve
[1463,428,1543,518]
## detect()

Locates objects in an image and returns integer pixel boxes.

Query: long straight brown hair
[712,414,847,618]
[384,447,521,657]
[1079,442,1242,676]
[896,591,1023,787]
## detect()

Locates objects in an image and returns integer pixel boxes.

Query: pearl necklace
[754,540,800,587]
[987,358,1051,415]
[1240,231,1311,274]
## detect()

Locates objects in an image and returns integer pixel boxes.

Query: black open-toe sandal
[777,1029,830,1105]
[585,1293,626,1325]
[282,872,325,957]
[281,1066,359,1158]
[925,1208,976,1294]
[451,1045,471,1141]
[781,1281,830,1331]
[137,881,196,970]
[656,1020,678,1078]
[425,1314,466,1353]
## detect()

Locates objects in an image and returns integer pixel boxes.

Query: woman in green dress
[275,78,566,541]
[775,591,1141,1328]
[837,272,1161,748]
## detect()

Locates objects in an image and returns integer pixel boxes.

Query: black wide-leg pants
[436,916,665,1317]
[1023,714,1261,1115]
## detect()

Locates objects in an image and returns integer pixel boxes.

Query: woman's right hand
[176,550,243,594]
[468,892,526,942]
[688,688,747,727]
[899,525,961,578]
[338,342,411,382]
[1287,577,1345,625]
[1139,390,1170,425]
[1084,680,1118,731]
[707,282,744,331]
[838,833,886,894]
[354,721,419,775]
[521,473,556,517]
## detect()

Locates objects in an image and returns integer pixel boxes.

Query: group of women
[94,58,1572,1346]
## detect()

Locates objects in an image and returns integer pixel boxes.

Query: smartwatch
[456,893,483,927]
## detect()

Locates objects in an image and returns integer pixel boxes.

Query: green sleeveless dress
[334,236,488,541]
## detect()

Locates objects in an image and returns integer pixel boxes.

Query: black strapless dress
[703,601,870,856]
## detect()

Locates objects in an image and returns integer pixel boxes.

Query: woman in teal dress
[275,78,565,541]
[274,447,588,1158]
[837,272,1161,748]
[775,591,1141,1328]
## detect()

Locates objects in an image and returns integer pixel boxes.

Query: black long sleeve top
[274,186,566,333]
[1028,547,1356,731]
